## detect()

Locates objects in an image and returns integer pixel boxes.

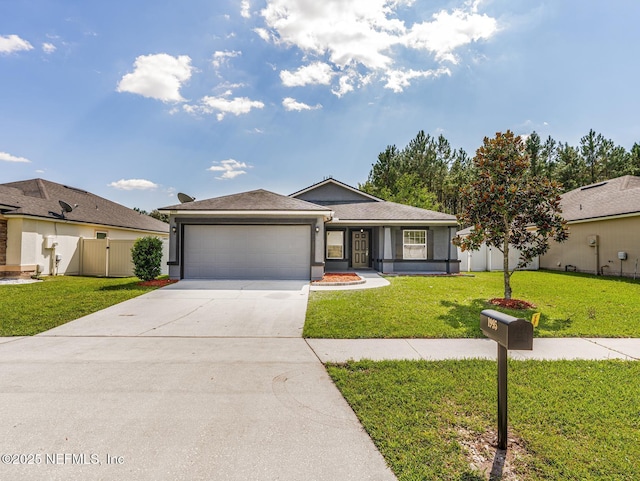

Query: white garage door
[183,225,311,280]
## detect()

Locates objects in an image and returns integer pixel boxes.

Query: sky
[2,0,640,211]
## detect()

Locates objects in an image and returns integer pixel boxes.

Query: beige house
[0,179,169,278]
[540,175,640,277]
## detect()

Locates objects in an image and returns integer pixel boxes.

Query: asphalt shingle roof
[0,178,169,233]
[160,189,331,212]
[327,200,457,222]
[560,175,640,222]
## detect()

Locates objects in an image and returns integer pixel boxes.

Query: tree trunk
[503,238,512,299]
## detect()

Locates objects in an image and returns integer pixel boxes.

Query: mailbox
[480,309,533,350]
[480,308,535,450]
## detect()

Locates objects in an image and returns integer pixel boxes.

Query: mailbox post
[480,309,533,450]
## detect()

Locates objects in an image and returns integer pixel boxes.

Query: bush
[131,236,163,281]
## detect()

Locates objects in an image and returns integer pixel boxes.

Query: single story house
[540,175,640,277]
[160,178,459,281]
[0,178,169,277]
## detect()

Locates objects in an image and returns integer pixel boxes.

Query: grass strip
[328,359,640,480]
[305,271,640,338]
[0,276,161,336]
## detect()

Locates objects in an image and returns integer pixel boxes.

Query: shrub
[131,236,163,281]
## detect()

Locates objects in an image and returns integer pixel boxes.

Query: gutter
[564,211,640,224]
[2,213,169,235]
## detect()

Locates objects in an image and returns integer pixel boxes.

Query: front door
[352,231,369,268]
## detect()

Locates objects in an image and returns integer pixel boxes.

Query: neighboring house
[540,175,640,277]
[160,178,459,281]
[456,226,539,272]
[0,178,169,278]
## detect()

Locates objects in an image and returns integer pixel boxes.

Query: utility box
[618,252,628,260]
[480,309,533,350]
[44,236,58,249]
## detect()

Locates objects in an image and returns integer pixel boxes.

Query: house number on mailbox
[487,318,498,330]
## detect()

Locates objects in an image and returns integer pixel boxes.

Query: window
[403,230,427,259]
[326,231,344,259]
[96,231,107,239]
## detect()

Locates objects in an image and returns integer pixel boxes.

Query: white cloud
[108,179,159,191]
[384,67,451,93]
[282,97,322,111]
[0,34,33,54]
[42,42,56,54]
[241,0,251,18]
[0,151,31,163]
[207,159,251,180]
[280,62,334,87]
[258,0,499,93]
[331,76,354,98]
[186,92,264,120]
[253,28,273,42]
[404,8,498,64]
[116,54,193,102]
[212,50,241,69]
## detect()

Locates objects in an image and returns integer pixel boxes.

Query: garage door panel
[184,225,310,280]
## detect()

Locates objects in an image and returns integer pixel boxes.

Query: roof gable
[560,175,640,222]
[0,178,169,233]
[160,189,331,212]
[290,178,381,204]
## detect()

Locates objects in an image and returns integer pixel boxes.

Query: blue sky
[2,0,639,211]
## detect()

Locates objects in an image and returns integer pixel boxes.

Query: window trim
[326,230,344,260]
[402,229,427,260]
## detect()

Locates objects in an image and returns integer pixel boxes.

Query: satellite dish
[59,200,73,217]
[177,192,195,203]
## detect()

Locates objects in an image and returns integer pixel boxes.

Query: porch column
[383,227,392,259]
[382,227,393,273]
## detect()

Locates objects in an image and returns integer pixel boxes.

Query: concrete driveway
[0,280,396,481]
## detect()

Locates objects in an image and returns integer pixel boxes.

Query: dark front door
[352,231,369,268]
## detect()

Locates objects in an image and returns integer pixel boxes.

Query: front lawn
[304,271,640,338]
[0,276,162,336]
[328,359,640,480]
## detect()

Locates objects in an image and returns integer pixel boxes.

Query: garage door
[183,225,311,280]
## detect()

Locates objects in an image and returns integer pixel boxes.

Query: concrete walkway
[0,280,396,481]
[307,337,640,363]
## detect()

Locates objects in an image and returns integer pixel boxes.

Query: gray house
[160,178,459,280]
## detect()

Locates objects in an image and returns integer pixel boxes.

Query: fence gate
[80,238,136,277]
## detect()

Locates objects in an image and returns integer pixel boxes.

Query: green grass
[0,276,162,336]
[304,271,640,338]
[328,359,640,480]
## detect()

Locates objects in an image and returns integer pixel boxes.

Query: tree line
[360,129,640,214]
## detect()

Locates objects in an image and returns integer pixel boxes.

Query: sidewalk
[306,338,640,363]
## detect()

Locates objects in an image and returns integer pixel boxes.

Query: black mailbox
[480,309,533,350]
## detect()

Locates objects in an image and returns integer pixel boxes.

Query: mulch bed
[137,279,179,287]
[489,298,536,310]
[312,273,362,284]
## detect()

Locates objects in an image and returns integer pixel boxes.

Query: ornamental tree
[453,131,568,300]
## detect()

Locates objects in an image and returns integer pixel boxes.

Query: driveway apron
[0,280,396,481]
